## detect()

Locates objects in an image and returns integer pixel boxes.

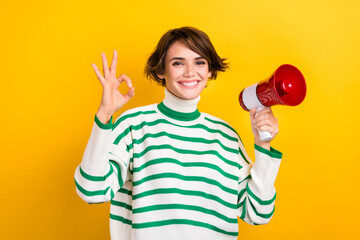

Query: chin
[176,85,205,99]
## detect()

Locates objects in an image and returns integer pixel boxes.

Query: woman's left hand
[250,107,279,149]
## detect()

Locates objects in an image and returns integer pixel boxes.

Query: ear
[157,73,165,79]
[208,72,212,78]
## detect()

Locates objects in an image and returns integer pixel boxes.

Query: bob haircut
[144,26,229,86]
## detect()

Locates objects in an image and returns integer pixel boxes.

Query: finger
[258,125,274,133]
[254,109,261,119]
[249,108,257,120]
[257,107,271,115]
[260,126,279,138]
[255,112,272,122]
[256,108,276,120]
[91,63,105,85]
[258,125,269,132]
[125,87,135,99]
[101,52,110,79]
[256,120,279,133]
[255,118,272,127]
[110,50,118,78]
[117,74,133,88]
[255,115,278,127]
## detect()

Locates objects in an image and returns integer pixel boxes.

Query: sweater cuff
[95,114,113,130]
[249,144,282,200]
[254,144,282,159]
[80,116,114,175]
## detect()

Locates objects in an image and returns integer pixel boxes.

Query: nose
[184,64,195,78]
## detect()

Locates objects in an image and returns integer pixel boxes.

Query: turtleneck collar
[157,88,201,121]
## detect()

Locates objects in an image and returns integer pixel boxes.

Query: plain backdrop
[1,0,359,239]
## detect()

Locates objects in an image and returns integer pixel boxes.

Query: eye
[172,61,183,66]
[196,61,206,65]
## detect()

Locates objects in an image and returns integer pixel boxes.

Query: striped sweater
[74,88,283,240]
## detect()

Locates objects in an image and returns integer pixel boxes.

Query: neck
[157,88,201,121]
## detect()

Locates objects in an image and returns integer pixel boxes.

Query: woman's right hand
[92,50,135,123]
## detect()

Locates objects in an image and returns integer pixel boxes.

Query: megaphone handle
[255,106,274,142]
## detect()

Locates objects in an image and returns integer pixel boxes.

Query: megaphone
[239,64,307,142]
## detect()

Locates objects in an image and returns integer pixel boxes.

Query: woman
[75,26,282,240]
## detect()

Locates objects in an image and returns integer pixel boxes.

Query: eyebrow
[169,57,205,62]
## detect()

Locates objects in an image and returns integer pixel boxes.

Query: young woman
[75,26,282,240]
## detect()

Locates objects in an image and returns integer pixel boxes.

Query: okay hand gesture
[92,50,135,123]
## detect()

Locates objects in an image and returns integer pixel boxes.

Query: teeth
[180,81,198,86]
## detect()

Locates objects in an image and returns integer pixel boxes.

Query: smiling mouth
[178,81,200,86]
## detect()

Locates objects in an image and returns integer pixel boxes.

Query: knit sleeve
[237,139,282,225]
[74,113,133,204]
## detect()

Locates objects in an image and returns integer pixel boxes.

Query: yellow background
[1,0,359,239]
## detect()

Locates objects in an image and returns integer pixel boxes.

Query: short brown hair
[144,26,229,86]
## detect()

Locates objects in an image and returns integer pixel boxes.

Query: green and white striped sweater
[74,88,283,240]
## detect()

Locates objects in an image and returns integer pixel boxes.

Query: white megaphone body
[239,64,307,142]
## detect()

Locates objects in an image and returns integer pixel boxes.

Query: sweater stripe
[110,214,132,225]
[132,172,237,195]
[114,127,131,145]
[248,199,275,219]
[204,117,243,144]
[238,189,246,204]
[109,160,123,188]
[132,188,237,209]
[133,157,238,181]
[133,204,238,224]
[114,119,238,144]
[240,199,247,220]
[239,175,251,185]
[112,110,157,130]
[239,148,250,164]
[133,144,240,169]
[132,219,238,236]
[132,131,238,155]
[118,188,132,195]
[79,165,114,181]
[237,198,246,210]
[75,179,111,197]
[246,183,276,205]
[109,152,128,167]
[111,200,132,211]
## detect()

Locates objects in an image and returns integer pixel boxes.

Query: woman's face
[157,41,211,100]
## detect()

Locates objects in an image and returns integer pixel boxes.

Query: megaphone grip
[259,130,274,142]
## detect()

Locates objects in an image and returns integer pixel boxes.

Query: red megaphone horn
[239,64,307,141]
